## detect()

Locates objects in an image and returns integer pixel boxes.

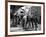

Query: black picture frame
[5,1,45,37]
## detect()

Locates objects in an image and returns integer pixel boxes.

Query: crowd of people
[10,6,41,31]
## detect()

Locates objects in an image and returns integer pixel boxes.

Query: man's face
[31,13,34,18]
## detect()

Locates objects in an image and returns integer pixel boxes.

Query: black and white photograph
[8,2,44,35]
[10,5,41,31]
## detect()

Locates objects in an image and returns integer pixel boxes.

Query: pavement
[10,24,41,32]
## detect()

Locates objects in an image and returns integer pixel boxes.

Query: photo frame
[5,1,45,37]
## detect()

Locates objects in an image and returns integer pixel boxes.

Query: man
[34,16,38,30]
